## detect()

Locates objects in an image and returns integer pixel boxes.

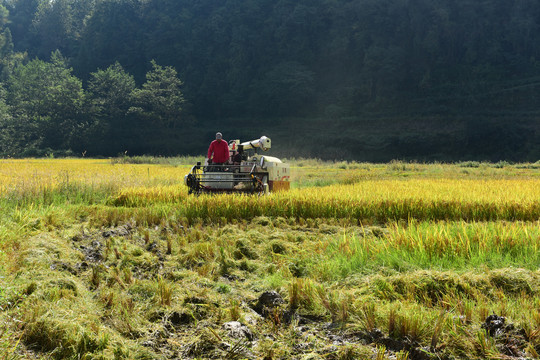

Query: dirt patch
[482,314,529,358]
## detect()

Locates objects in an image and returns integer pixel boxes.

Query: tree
[130,60,186,129]
[0,3,7,28]
[75,0,145,81]
[31,0,96,60]
[0,85,18,156]
[31,0,74,58]
[86,61,136,154]
[0,4,14,78]
[88,61,135,124]
[2,0,39,52]
[5,50,85,152]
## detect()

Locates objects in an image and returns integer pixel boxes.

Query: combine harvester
[184,136,290,195]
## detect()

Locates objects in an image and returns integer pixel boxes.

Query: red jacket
[207,139,230,163]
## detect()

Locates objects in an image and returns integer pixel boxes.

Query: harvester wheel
[185,173,199,194]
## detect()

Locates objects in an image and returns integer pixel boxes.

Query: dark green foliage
[0,5,24,81]
[0,0,539,159]
[88,62,135,124]
[32,0,79,59]
[2,0,39,52]
[86,62,136,154]
[0,86,14,152]
[250,61,315,116]
[129,60,186,129]
[3,51,85,154]
[75,0,145,81]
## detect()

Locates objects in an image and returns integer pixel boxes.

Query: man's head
[216,132,222,140]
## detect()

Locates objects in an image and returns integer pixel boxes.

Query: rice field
[0,158,539,359]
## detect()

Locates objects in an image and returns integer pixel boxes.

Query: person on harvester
[207,132,230,171]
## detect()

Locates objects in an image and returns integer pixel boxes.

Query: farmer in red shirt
[207,132,230,170]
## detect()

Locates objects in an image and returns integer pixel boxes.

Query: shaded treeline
[0,0,539,159]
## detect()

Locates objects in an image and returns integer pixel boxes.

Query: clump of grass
[396,350,410,360]
[336,344,372,359]
[430,312,446,350]
[375,345,387,360]
[183,327,222,358]
[475,329,498,358]
[288,278,319,311]
[228,299,241,321]
[21,302,111,359]
[0,321,21,360]
[458,161,481,168]
[233,239,257,260]
[157,276,173,306]
[269,240,287,255]
[387,159,421,172]
[316,287,352,323]
[358,302,378,332]
[90,265,103,288]
[388,308,427,343]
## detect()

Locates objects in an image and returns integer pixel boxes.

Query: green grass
[314,221,540,280]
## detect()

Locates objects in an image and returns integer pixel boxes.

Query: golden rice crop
[112,179,540,222]
[2,159,539,222]
[0,159,189,196]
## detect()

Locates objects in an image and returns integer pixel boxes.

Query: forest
[0,0,539,161]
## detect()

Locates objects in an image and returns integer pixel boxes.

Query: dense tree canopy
[3,51,85,153]
[0,0,538,159]
[130,60,186,129]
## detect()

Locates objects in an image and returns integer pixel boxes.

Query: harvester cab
[184,136,290,195]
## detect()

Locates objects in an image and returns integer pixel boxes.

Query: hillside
[0,0,539,159]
